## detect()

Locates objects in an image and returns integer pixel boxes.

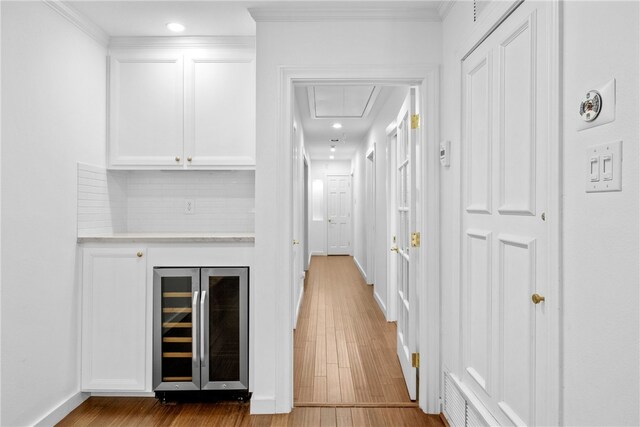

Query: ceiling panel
[311,85,378,118]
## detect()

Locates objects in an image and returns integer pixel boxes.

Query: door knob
[293,240,299,245]
[175,156,181,162]
[390,246,399,252]
[531,293,545,304]
[187,156,193,162]
[136,251,143,258]
[328,219,332,223]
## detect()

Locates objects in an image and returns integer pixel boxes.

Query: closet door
[460,2,550,425]
[200,268,249,391]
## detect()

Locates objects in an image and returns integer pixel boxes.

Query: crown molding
[42,0,110,47]
[438,0,455,20]
[248,6,441,23]
[108,36,256,50]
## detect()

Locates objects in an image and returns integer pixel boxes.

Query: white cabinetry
[108,39,256,170]
[81,247,147,391]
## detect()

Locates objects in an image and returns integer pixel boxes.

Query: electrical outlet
[184,199,195,215]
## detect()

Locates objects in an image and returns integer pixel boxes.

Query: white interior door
[460,2,550,425]
[327,175,352,255]
[394,91,418,400]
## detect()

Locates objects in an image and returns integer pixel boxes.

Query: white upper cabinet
[108,40,256,170]
[185,54,256,168]
[109,53,184,168]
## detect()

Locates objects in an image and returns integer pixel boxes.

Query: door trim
[451,1,562,424]
[274,65,440,414]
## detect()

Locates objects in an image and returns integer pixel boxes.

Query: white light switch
[586,141,622,193]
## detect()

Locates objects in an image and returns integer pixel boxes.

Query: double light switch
[586,141,622,193]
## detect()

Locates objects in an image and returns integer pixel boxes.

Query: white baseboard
[34,391,90,427]
[250,395,277,414]
[373,290,387,316]
[353,256,369,283]
[294,281,305,329]
[310,251,326,257]
[90,391,155,397]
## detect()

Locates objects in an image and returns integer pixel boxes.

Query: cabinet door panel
[109,53,183,167]
[82,248,147,391]
[185,57,256,168]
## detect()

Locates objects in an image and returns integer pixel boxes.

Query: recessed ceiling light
[330,145,336,152]
[332,123,342,129]
[329,155,335,160]
[166,22,185,33]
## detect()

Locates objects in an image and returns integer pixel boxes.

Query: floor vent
[443,373,490,427]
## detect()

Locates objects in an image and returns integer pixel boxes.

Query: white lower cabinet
[81,247,147,391]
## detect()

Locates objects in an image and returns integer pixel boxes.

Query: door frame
[450,1,562,424]
[385,122,398,323]
[326,173,353,256]
[273,65,440,413]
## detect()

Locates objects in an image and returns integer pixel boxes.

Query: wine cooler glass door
[153,268,201,391]
[200,267,249,391]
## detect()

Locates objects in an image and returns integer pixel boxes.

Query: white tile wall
[77,166,255,235]
[125,170,255,233]
[77,163,127,236]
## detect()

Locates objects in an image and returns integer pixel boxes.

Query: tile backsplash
[77,164,255,236]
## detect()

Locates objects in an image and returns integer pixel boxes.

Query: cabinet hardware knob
[187,156,193,162]
[136,251,143,258]
[175,156,181,162]
[531,293,545,304]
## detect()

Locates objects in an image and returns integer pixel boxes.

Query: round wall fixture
[580,90,602,122]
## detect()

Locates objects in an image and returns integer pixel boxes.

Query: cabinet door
[82,247,147,391]
[109,53,184,168]
[184,55,256,168]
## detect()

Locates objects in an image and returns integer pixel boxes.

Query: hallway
[294,256,413,405]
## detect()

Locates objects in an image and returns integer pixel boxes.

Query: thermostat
[440,140,451,167]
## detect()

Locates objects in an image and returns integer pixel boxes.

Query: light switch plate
[586,141,622,193]
[577,79,616,131]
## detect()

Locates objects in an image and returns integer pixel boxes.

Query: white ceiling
[67,1,443,37]
[295,85,404,161]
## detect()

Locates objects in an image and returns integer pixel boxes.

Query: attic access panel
[308,85,381,119]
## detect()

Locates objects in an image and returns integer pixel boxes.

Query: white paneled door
[393,90,419,400]
[460,2,550,426]
[327,175,352,255]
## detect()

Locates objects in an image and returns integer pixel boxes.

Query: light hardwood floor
[57,398,445,426]
[294,256,411,405]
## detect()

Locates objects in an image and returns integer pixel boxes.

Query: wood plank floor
[294,256,411,405]
[57,397,444,426]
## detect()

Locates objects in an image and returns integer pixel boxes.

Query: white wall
[561,2,639,425]
[253,17,441,412]
[308,159,351,256]
[439,2,639,426]
[1,3,107,425]
[352,86,408,314]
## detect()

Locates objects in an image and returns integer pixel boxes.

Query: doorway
[282,67,439,412]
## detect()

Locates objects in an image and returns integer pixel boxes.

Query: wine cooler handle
[192,291,199,365]
[200,290,207,367]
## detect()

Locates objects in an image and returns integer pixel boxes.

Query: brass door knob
[390,246,399,252]
[175,156,181,162]
[293,240,300,245]
[136,251,143,258]
[187,156,193,162]
[531,293,545,304]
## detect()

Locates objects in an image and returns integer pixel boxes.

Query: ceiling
[67,1,444,37]
[295,85,404,161]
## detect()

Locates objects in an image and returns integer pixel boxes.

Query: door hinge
[412,352,420,368]
[411,232,421,248]
[411,114,420,129]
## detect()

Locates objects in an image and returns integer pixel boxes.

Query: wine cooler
[153,267,248,395]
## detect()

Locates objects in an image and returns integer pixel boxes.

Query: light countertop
[77,233,255,244]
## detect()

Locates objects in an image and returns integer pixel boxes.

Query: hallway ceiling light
[166,22,185,32]
[329,155,335,160]
[332,123,342,129]
[330,146,336,152]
